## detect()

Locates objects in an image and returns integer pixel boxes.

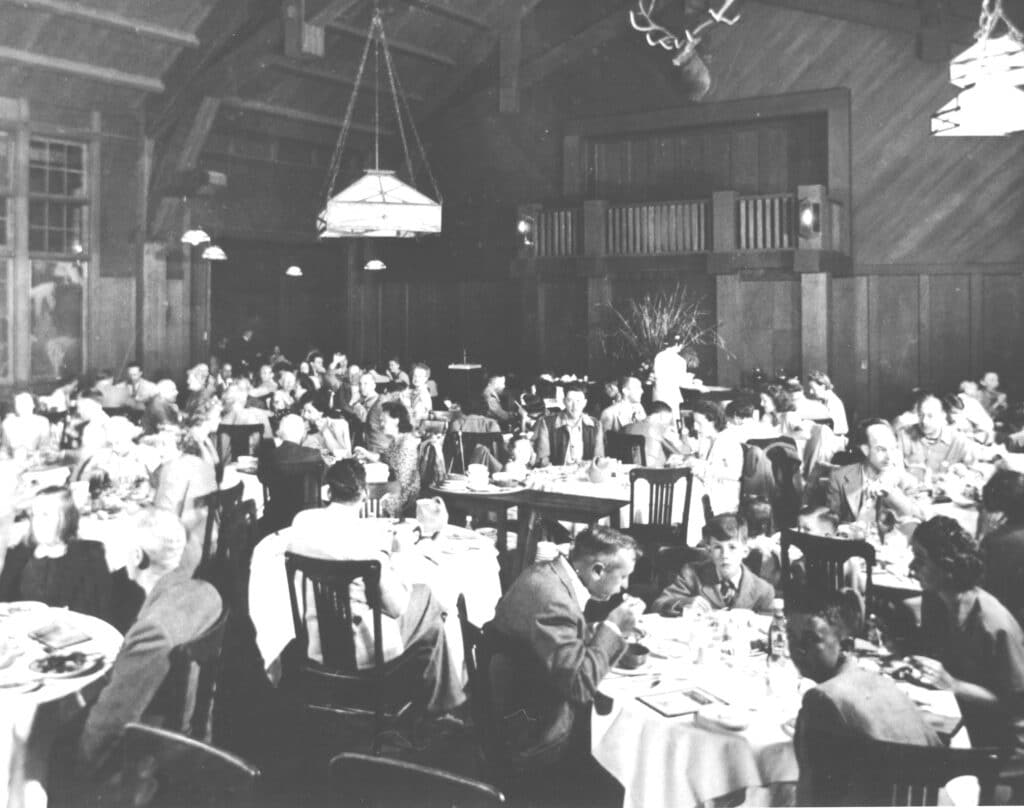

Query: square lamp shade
[950,35,1024,89]
[931,82,1024,136]
[318,169,442,238]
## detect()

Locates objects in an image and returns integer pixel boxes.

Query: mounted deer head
[629,0,742,100]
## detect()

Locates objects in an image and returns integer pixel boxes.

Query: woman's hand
[908,656,956,690]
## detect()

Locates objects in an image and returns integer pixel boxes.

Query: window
[0,135,10,378]
[28,138,87,255]
[0,132,10,249]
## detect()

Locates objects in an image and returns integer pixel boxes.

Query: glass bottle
[766,598,792,697]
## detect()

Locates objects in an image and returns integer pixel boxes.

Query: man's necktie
[719,579,735,607]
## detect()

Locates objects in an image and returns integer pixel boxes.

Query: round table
[0,604,123,808]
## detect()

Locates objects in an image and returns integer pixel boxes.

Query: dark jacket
[256,439,325,532]
[652,558,775,616]
[533,413,604,467]
[0,540,112,621]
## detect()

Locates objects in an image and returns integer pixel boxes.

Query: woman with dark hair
[356,400,421,517]
[687,400,742,517]
[980,470,1024,628]
[911,515,1024,755]
[0,486,111,619]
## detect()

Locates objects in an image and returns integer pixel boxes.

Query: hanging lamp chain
[976,0,1023,42]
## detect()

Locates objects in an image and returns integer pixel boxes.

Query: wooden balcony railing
[736,192,797,250]
[606,200,708,256]
[535,208,580,258]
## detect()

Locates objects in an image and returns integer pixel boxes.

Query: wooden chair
[811,417,835,430]
[444,431,504,475]
[456,594,504,770]
[260,464,323,534]
[119,723,260,808]
[166,607,230,743]
[329,751,505,808]
[196,482,245,577]
[746,435,798,452]
[701,493,714,523]
[212,499,258,615]
[800,731,1003,806]
[626,468,693,601]
[216,424,263,466]
[780,529,875,609]
[360,481,398,519]
[653,544,711,595]
[604,432,646,466]
[283,554,414,751]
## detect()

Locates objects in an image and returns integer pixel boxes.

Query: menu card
[29,622,92,652]
[639,686,727,718]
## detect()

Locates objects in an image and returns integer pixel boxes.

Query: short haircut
[325,459,367,505]
[307,351,323,364]
[618,375,640,391]
[412,362,431,376]
[807,370,833,390]
[564,382,587,397]
[680,348,699,370]
[278,413,306,443]
[135,508,189,572]
[740,496,773,537]
[381,400,413,433]
[784,377,804,394]
[799,504,839,533]
[790,589,863,641]
[692,400,726,432]
[912,389,945,413]
[912,516,983,591]
[30,486,79,546]
[854,418,893,448]
[983,469,1024,524]
[705,513,748,544]
[126,361,142,371]
[648,401,673,416]
[770,388,796,413]
[569,525,637,563]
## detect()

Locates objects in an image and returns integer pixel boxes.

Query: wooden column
[141,242,168,373]
[582,200,607,257]
[586,270,611,376]
[708,190,738,276]
[11,98,29,382]
[800,272,830,377]
[715,273,742,386]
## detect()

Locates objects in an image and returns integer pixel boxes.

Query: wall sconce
[201,244,227,261]
[363,258,386,271]
[181,227,211,247]
[517,216,536,247]
[285,265,303,277]
[798,199,820,238]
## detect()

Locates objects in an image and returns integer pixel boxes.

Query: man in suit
[826,419,922,525]
[790,593,939,806]
[346,372,389,453]
[653,513,775,615]
[257,414,326,532]
[78,508,223,771]
[314,370,346,418]
[487,526,644,770]
[533,383,604,467]
[124,362,158,412]
[480,373,515,428]
[624,401,690,468]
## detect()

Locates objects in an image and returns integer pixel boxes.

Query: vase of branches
[601,284,725,384]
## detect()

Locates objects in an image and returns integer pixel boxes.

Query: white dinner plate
[611,659,656,676]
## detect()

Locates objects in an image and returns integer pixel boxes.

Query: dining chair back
[811,417,835,431]
[212,499,258,615]
[283,553,412,748]
[628,467,692,534]
[780,529,875,608]
[701,493,714,523]
[166,607,230,743]
[799,730,1002,806]
[360,482,395,519]
[261,465,323,534]
[120,722,261,808]
[654,545,712,594]
[444,431,504,474]
[456,594,503,767]
[746,436,797,452]
[328,752,505,808]
[196,482,245,577]
[216,424,263,466]
[605,432,646,466]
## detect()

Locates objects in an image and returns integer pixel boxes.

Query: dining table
[247,519,502,691]
[0,603,123,808]
[593,612,974,808]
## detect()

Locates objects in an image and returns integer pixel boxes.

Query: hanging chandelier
[318,5,442,239]
[931,0,1024,136]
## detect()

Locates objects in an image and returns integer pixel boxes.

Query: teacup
[466,463,489,489]
[617,642,649,669]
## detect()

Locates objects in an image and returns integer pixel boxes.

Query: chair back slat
[629,467,692,538]
[781,529,875,607]
[167,608,230,743]
[196,482,245,574]
[605,432,646,466]
[216,424,264,466]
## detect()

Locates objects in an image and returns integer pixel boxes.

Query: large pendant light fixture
[318,4,442,239]
[931,0,1024,136]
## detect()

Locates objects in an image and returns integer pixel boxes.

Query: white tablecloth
[0,605,123,808]
[220,464,264,518]
[248,520,501,687]
[592,615,973,808]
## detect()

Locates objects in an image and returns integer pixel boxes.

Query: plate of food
[29,651,104,679]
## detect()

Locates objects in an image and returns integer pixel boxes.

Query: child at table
[652,513,775,616]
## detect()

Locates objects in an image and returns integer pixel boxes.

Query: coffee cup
[466,463,489,489]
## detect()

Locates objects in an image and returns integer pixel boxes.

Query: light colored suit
[489,558,625,768]
[825,463,920,524]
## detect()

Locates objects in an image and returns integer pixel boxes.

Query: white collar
[557,554,591,611]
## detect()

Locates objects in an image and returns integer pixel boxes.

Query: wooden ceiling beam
[260,53,426,102]
[221,96,392,135]
[306,0,362,26]
[0,44,163,92]
[327,20,456,65]
[1,0,200,47]
[754,0,921,33]
[520,10,622,89]
[403,0,491,31]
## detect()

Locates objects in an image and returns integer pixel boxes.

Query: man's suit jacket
[652,558,775,615]
[826,463,919,524]
[348,395,389,453]
[795,658,940,806]
[153,453,219,575]
[257,439,325,532]
[623,418,690,468]
[533,413,604,467]
[78,570,222,769]
[488,559,625,768]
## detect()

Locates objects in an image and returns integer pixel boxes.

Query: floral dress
[380,433,421,517]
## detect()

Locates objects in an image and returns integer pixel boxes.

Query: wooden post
[800,272,830,378]
[499,2,522,114]
[582,200,608,257]
[715,273,741,386]
[11,98,29,382]
[586,270,612,375]
[711,191,738,252]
